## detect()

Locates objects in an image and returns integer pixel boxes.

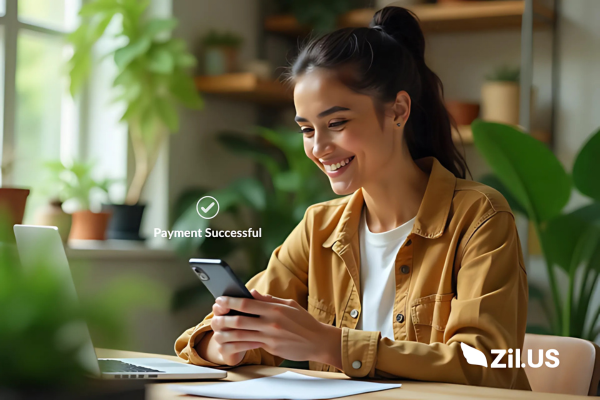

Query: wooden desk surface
[96,349,587,400]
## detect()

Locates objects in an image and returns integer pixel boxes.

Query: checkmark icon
[201,202,215,214]
[196,196,220,219]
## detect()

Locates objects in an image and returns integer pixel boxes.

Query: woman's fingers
[214,328,272,345]
[212,314,267,332]
[249,289,300,309]
[212,302,230,316]
[220,341,262,354]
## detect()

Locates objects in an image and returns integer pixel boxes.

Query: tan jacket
[175,157,531,390]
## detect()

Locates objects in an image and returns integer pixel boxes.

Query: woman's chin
[330,181,358,196]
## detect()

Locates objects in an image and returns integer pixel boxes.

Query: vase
[102,204,146,241]
[0,187,30,226]
[34,200,72,243]
[69,210,112,241]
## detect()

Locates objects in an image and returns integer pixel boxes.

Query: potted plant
[0,145,29,233]
[201,30,244,76]
[472,120,600,340]
[46,160,113,241]
[278,0,360,33]
[481,65,531,126]
[68,0,203,241]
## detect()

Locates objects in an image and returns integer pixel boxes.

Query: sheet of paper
[169,371,401,400]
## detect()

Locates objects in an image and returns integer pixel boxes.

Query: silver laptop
[14,224,227,381]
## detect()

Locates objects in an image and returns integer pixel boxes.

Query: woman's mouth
[323,156,355,177]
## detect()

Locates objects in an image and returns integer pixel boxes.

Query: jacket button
[350,309,359,318]
[352,360,362,369]
[396,313,405,323]
[400,265,410,274]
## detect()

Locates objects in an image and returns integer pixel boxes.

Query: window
[0,0,80,219]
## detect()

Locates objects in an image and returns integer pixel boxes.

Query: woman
[176,6,530,390]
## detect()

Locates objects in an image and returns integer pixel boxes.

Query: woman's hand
[209,289,342,369]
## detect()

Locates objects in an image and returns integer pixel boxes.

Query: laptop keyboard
[98,360,163,373]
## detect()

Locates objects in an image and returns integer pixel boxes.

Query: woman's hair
[286,6,469,179]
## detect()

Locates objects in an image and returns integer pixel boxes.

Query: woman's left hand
[211,289,342,369]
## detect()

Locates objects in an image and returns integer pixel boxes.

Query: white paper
[169,371,401,400]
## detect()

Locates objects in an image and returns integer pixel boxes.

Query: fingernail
[216,297,223,304]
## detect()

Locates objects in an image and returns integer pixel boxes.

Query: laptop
[14,224,227,381]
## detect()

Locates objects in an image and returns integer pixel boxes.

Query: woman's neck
[361,150,429,234]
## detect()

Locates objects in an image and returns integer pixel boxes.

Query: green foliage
[0,220,167,389]
[473,119,600,340]
[279,0,359,33]
[201,30,244,48]
[170,127,336,311]
[44,160,113,211]
[485,65,520,83]
[68,0,203,204]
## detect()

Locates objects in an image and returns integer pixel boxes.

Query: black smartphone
[189,258,258,318]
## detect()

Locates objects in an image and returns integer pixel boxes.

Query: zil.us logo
[460,342,559,369]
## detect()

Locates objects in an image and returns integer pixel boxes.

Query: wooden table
[96,349,587,400]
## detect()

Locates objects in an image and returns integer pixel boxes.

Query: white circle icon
[196,196,219,219]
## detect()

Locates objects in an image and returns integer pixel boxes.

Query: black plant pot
[102,204,146,241]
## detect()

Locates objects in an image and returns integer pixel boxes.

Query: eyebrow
[294,106,350,122]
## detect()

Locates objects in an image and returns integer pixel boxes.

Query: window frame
[0,0,82,186]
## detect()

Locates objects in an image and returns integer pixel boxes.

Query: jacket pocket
[410,293,454,344]
[307,295,336,372]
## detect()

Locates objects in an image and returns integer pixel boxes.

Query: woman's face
[294,68,408,195]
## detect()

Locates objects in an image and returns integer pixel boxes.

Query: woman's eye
[299,127,314,135]
[329,120,348,128]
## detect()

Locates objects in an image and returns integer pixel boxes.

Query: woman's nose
[311,130,334,159]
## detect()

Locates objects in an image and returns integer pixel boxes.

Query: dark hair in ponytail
[286,6,469,179]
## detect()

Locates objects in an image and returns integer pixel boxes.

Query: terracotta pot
[0,188,30,226]
[69,210,112,241]
[445,101,480,126]
[35,200,72,243]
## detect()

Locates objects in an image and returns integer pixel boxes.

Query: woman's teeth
[325,156,354,172]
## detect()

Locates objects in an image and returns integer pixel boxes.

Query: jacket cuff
[186,322,222,367]
[341,327,380,378]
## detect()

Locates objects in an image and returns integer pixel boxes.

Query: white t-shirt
[356,206,416,340]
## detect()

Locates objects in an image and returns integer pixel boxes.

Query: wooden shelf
[265,1,554,36]
[195,73,293,106]
[452,124,551,145]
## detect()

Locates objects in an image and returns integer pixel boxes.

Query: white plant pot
[481,81,535,127]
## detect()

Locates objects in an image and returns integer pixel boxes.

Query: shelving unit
[265,1,554,36]
[195,73,292,105]
[452,125,551,145]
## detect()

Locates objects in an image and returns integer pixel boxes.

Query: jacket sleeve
[174,209,312,368]
[340,211,530,389]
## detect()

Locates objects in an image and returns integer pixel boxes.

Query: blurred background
[0,0,598,361]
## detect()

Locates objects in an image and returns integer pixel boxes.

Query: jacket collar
[322,157,457,248]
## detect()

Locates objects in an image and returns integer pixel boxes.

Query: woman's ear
[392,90,411,127]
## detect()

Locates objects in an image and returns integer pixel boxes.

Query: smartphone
[189,258,258,318]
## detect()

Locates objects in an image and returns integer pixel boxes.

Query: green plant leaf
[142,18,178,40]
[147,47,175,74]
[472,120,571,222]
[542,212,588,272]
[114,37,151,69]
[169,72,202,109]
[155,97,179,132]
[232,178,267,211]
[273,170,302,193]
[573,127,600,202]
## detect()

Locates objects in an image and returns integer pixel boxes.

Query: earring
[397,123,401,127]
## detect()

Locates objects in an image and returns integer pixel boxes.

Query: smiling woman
[175,6,530,391]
